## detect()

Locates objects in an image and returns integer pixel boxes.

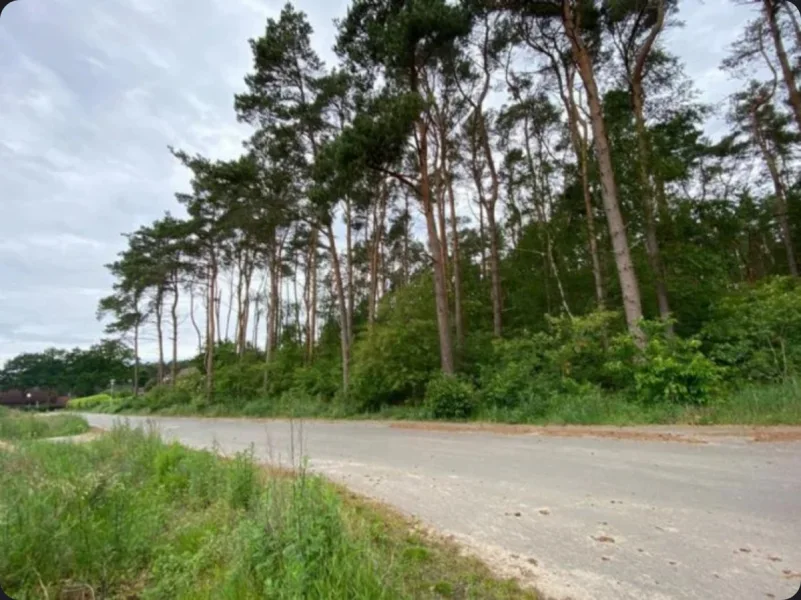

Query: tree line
[88,0,801,411]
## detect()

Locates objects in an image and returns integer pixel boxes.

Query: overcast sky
[0,0,761,364]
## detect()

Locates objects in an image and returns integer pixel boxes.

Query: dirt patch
[388,421,801,444]
[536,427,707,444]
[750,429,801,443]
[388,421,708,443]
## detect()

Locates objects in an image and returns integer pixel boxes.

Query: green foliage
[349,278,440,411]
[0,340,133,397]
[608,328,724,406]
[0,410,89,440]
[702,277,801,381]
[68,393,116,410]
[424,374,476,420]
[0,427,533,599]
[478,312,618,412]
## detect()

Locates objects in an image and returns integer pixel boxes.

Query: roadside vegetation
[0,427,534,599]
[0,407,89,441]
[70,278,801,426]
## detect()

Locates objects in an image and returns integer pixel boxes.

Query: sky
[0,0,763,364]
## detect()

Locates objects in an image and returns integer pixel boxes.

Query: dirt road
[82,414,801,600]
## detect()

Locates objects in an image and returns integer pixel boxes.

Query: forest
[14,0,801,422]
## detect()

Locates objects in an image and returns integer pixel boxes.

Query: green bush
[702,277,801,381]
[479,335,554,413]
[478,311,620,413]
[424,374,476,420]
[68,393,115,410]
[607,325,724,405]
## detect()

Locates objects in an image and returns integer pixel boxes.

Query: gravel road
[82,414,801,600]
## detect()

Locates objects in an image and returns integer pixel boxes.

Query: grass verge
[0,426,536,599]
[72,378,801,427]
[0,407,89,440]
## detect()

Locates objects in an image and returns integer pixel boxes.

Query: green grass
[0,426,536,600]
[71,379,801,427]
[0,408,89,440]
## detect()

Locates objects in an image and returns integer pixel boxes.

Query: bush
[607,325,724,406]
[479,335,554,414]
[424,374,476,420]
[478,311,620,413]
[68,393,115,410]
[702,277,801,381]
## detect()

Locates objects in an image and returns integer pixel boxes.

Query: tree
[334,0,473,374]
[607,0,675,329]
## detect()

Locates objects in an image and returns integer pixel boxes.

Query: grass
[70,379,801,427]
[0,426,536,600]
[0,407,89,440]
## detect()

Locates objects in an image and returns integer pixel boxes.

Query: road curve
[82,414,801,600]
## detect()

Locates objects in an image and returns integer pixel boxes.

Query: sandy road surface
[82,414,801,600]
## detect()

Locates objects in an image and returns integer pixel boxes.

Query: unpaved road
[83,414,801,600]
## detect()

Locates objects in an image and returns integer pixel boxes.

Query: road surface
[82,414,801,600]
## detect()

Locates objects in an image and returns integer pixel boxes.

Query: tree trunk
[171,278,179,387]
[237,261,253,355]
[765,0,801,134]
[478,201,487,279]
[214,288,222,345]
[436,168,449,290]
[752,108,799,276]
[308,230,318,361]
[631,81,673,329]
[189,283,203,354]
[133,296,140,397]
[479,115,503,338]
[403,193,410,284]
[155,288,165,384]
[565,69,605,310]
[563,2,645,344]
[206,257,217,402]
[225,267,235,343]
[345,197,354,348]
[327,224,350,391]
[369,186,388,326]
[446,166,465,348]
[252,292,260,349]
[267,247,280,361]
[417,117,454,374]
[292,253,301,344]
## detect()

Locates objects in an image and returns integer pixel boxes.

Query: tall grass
[0,427,534,599]
[0,409,89,440]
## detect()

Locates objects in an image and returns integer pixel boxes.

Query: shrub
[214,361,266,403]
[424,374,476,420]
[68,393,115,410]
[544,311,621,385]
[607,325,724,406]
[702,277,801,381]
[479,335,554,413]
[478,311,621,412]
